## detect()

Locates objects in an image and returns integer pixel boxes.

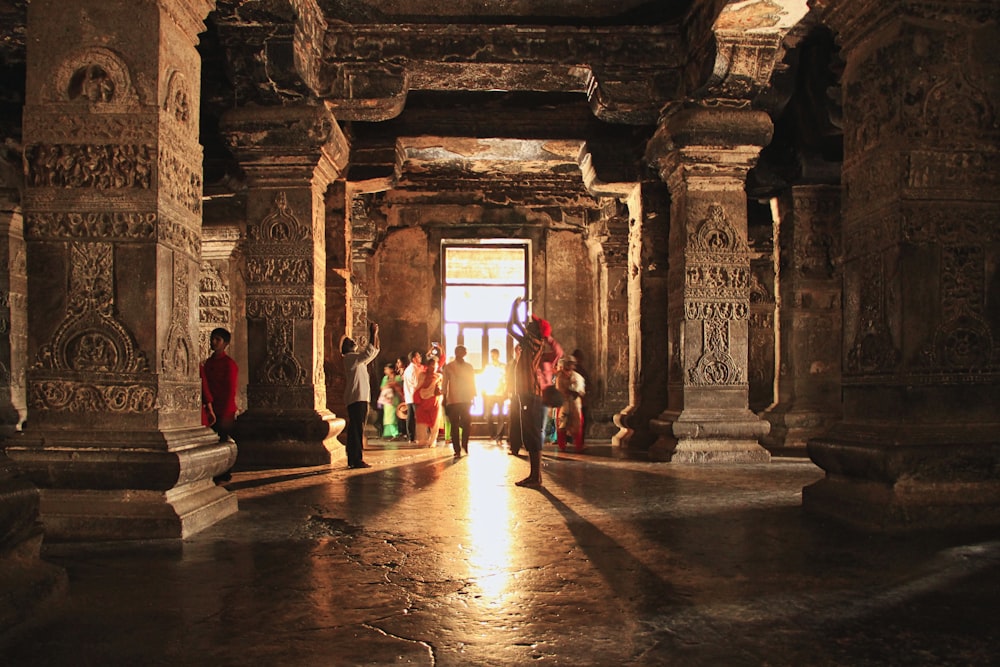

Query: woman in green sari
[378,363,402,439]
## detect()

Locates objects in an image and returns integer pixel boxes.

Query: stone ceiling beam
[294,21,684,123]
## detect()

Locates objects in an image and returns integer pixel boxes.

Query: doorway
[441,240,530,416]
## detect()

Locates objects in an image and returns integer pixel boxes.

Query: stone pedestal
[646,104,773,463]
[6,0,237,540]
[762,185,842,451]
[222,104,348,467]
[804,0,1000,531]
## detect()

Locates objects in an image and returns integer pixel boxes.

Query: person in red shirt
[507,297,562,488]
[201,327,239,444]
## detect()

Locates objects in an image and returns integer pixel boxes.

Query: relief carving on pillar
[161,254,194,382]
[44,47,141,108]
[30,243,154,413]
[846,259,899,375]
[25,144,154,189]
[903,207,997,372]
[689,319,743,386]
[246,257,312,285]
[0,291,24,390]
[900,35,995,144]
[34,243,149,374]
[255,318,305,386]
[23,114,156,146]
[158,146,203,216]
[248,192,310,243]
[158,216,201,258]
[199,262,231,353]
[791,194,840,280]
[245,297,313,321]
[162,71,192,126]
[246,192,313,285]
[24,211,156,241]
[918,243,995,372]
[684,204,750,386]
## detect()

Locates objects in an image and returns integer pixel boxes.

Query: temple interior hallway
[4,440,999,667]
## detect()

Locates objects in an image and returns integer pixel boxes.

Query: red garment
[201,352,238,425]
[414,360,442,427]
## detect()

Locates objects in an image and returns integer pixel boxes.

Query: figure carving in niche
[251,192,308,242]
[68,331,118,372]
[69,65,115,103]
[690,204,748,254]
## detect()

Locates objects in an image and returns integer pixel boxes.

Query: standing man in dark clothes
[442,344,477,457]
[342,321,380,469]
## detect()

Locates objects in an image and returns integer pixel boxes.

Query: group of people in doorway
[341,296,589,488]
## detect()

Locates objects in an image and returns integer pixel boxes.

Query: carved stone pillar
[612,182,670,453]
[747,212,777,413]
[222,104,348,467]
[7,0,237,540]
[0,199,26,437]
[324,181,350,418]
[763,185,842,450]
[349,194,376,348]
[804,0,1000,530]
[646,104,773,463]
[586,204,630,438]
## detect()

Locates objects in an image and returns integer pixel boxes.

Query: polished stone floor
[4,438,999,666]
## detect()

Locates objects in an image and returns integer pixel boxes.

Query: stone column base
[39,482,237,542]
[762,405,840,452]
[233,410,346,468]
[649,408,771,463]
[805,433,1000,532]
[6,429,238,541]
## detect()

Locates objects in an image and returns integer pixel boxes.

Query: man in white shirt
[341,322,380,469]
[402,350,423,444]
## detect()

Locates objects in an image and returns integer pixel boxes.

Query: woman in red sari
[414,344,444,447]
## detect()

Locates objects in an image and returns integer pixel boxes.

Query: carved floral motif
[29,380,156,413]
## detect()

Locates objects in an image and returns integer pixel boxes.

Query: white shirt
[342,342,379,404]
[402,362,423,404]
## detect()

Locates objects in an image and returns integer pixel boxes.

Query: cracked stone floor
[4,438,999,666]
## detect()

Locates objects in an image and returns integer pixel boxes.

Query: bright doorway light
[441,241,529,415]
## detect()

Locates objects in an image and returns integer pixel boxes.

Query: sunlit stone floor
[5,438,999,666]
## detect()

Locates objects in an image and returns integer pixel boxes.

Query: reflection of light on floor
[464,444,513,603]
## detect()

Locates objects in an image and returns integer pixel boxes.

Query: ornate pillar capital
[646,102,774,185]
[221,103,349,187]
